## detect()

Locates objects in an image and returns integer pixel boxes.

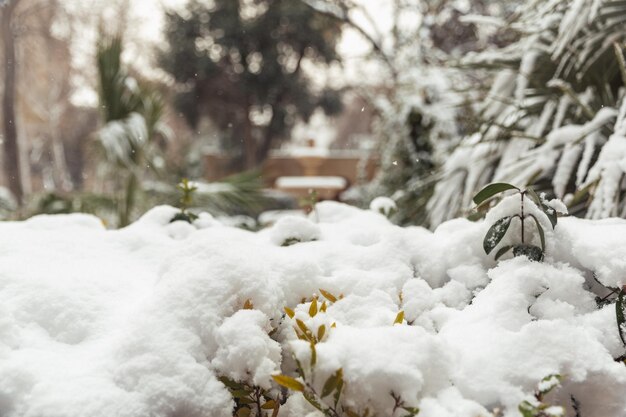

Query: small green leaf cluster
[170,178,198,224]
[219,376,280,417]
[474,183,559,262]
[299,189,320,221]
[283,290,339,359]
[281,237,314,247]
[518,375,565,417]
[274,290,418,417]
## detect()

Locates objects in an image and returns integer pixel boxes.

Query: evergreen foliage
[160,0,344,169]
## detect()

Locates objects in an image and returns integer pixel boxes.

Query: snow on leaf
[483,216,513,255]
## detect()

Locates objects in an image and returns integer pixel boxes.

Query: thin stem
[599,287,620,302]
[254,386,263,417]
[520,191,526,244]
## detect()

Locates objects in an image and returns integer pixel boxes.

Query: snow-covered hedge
[1,203,625,416]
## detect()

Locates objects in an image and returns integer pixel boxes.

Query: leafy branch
[474,183,560,262]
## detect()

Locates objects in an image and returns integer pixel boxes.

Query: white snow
[369,196,397,217]
[275,176,348,190]
[1,202,626,416]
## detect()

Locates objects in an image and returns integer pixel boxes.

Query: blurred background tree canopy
[160,0,344,170]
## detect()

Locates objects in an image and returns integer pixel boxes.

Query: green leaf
[394,311,405,325]
[272,375,304,392]
[333,375,344,407]
[402,406,420,416]
[518,400,538,417]
[302,391,324,411]
[538,374,562,395]
[617,289,626,346]
[544,208,558,229]
[527,188,557,229]
[321,369,343,397]
[473,183,519,206]
[218,376,243,391]
[483,216,513,255]
[231,390,251,399]
[513,244,544,262]
[494,245,513,260]
[529,214,546,252]
[526,188,541,207]
[237,397,254,405]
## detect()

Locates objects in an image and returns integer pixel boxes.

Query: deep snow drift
[0,202,625,417]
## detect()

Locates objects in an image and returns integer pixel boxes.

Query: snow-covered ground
[0,202,625,416]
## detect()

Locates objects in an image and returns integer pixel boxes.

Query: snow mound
[0,204,625,416]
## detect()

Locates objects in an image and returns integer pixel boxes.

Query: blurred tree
[160,0,343,169]
[1,0,23,202]
[301,0,518,226]
[95,35,169,226]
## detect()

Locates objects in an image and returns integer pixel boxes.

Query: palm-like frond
[429,0,626,225]
[144,171,268,217]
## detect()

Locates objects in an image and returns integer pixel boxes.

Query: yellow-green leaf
[394,311,405,325]
[231,390,251,399]
[284,307,295,319]
[296,319,310,336]
[319,289,338,303]
[345,409,360,417]
[261,400,277,410]
[321,368,343,397]
[320,300,327,312]
[317,325,326,341]
[272,375,304,392]
[236,407,251,417]
[303,391,323,411]
[309,298,318,317]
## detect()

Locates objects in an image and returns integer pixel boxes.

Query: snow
[369,196,397,216]
[1,202,626,416]
[268,216,321,246]
[275,176,348,189]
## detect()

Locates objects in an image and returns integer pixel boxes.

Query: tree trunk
[257,105,281,167]
[242,107,258,170]
[1,0,23,203]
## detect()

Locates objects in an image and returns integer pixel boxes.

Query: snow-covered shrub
[474,183,565,262]
[3,202,626,416]
[428,0,626,226]
[170,179,199,224]
[369,197,397,218]
[275,291,424,417]
[518,375,565,417]
[270,216,321,247]
[213,304,282,417]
